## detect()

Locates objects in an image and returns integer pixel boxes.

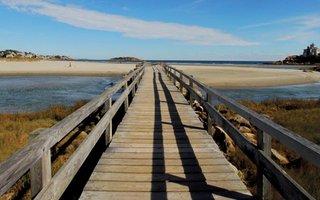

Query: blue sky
[0,0,320,60]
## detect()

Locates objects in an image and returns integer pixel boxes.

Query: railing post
[29,131,51,198]
[179,73,183,93]
[30,149,51,198]
[173,70,177,86]
[257,129,272,200]
[169,68,172,81]
[124,82,129,112]
[104,98,113,144]
[189,77,194,103]
[206,93,213,135]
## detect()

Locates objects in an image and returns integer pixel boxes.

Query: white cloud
[240,14,320,42]
[0,0,255,46]
[241,15,320,30]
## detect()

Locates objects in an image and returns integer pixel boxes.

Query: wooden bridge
[0,64,319,200]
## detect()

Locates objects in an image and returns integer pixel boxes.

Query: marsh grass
[241,98,320,199]
[0,100,87,200]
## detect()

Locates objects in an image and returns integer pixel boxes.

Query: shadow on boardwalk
[151,66,252,199]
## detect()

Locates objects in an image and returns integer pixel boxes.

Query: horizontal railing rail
[0,64,145,199]
[163,64,319,200]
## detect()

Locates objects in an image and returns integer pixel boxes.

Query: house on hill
[303,43,320,57]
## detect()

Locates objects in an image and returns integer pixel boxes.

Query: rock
[239,126,252,133]
[230,114,251,128]
[271,149,289,165]
[243,132,257,145]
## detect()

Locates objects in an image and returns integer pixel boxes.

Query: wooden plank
[84,180,248,192]
[110,138,214,144]
[109,142,217,149]
[80,191,252,200]
[88,172,241,182]
[106,147,219,153]
[93,165,236,174]
[97,158,229,166]
[101,152,225,159]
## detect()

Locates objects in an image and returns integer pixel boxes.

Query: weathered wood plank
[80,191,252,200]
[88,172,241,182]
[84,180,248,192]
[97,158,229,166]
[101,152,225,159]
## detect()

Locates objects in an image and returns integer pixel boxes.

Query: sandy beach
[172,65,320,88]
[0,61,136,76]
[0,61,320,88]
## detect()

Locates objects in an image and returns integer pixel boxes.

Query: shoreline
[0,60,136,76]
[0,61,320,88]
[172,64,320,89]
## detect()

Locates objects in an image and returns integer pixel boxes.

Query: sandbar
[1,61,320,88]
[0,60,136,76]
[172,65,320,88]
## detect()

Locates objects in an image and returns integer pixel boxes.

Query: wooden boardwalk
[80,66,252,200]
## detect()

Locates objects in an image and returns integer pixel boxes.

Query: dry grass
[0,58,42,62]
[0,101,87,163]
[0,100,88,200]
[241,98,320,199]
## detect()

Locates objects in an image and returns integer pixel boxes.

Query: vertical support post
[173,70,177,86]
[29,130,51,198]
[132,75,136,98]
[179,73,183,94]
[169,68,172,81]
[206,92,213,135]
[104,98,113,144]
[189,77,194,104]
[30,149,51,198]
[124,82,129,112]
[257,129,272,200]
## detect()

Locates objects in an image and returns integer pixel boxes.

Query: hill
[109,57,143,62]
[0,50,72,61]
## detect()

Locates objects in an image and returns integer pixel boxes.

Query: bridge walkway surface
[80,66,252,200]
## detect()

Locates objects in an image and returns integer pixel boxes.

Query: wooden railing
[0,65,145,199]
[163,64,320,200]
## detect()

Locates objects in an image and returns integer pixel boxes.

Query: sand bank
[1,61,319,88]
[172,65,320,88]
[0,61,136,76]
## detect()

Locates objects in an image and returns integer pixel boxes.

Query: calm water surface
[216,83,320,102]
[0,75,319,113]
[0,76,121,113]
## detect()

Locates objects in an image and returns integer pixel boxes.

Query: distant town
[0,50,72,61]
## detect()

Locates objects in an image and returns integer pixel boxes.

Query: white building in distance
[303,43,320,57]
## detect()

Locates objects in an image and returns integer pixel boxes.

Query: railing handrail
[164,64,320,167]
[0,65,145,197]
[163,64,319,200]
